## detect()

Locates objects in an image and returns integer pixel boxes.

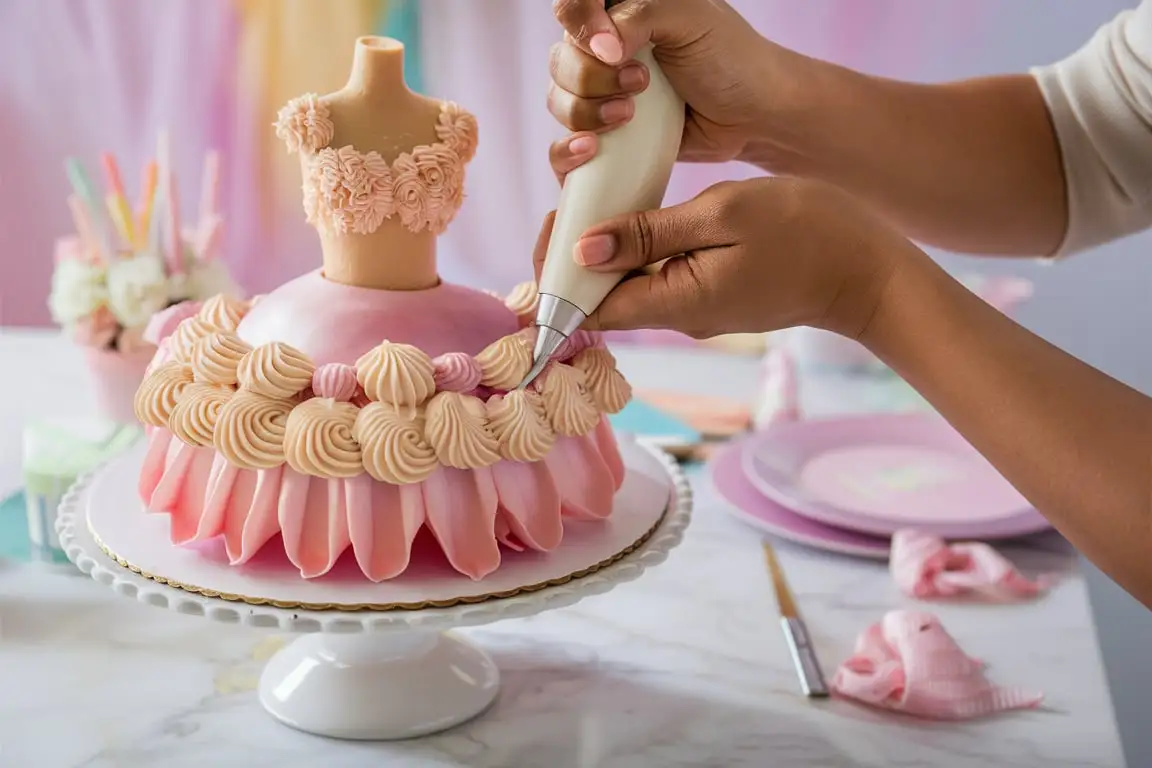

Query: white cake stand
[55,437,691,741]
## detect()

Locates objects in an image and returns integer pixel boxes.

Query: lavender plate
[710,438,890,560]
[740,413,1050,539]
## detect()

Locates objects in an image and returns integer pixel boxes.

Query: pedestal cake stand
[55,436,691,740]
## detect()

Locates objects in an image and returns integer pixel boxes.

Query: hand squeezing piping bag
[519,40,685,388]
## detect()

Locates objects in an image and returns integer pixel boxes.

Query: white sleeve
[1029,1,1152,258]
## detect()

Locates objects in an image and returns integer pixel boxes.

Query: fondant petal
[422,467,500,579]
[593,417,626,489]
[545,435,614,520]
[346,474,426,581]
[139,428,173,505]
[197,453,240,542]
[279,472,351,578]
[155,444,214,543]
[492,460,563,551]
[232,466,286,565]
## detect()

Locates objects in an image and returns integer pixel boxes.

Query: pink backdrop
[0,0,986,326]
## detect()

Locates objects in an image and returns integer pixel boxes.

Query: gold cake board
[88,508,666,612]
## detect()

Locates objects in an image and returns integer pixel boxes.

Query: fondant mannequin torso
[256,35,503,364]
[316,38,442,291]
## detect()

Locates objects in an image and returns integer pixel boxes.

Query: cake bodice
[275,95,478,237]
[237,269,518,365]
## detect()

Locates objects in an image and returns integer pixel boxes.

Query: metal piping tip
[517,293,589,390]
[518,325,568,389]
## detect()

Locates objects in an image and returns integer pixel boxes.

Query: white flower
[48,259,108,325]
[186,258,239,300]
[105,255,171,329]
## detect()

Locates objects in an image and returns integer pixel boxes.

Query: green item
[20,418,142,564]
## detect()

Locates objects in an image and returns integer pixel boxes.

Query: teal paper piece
[0,491,31,562]
[609,399,701,443]
[378,0,422,93]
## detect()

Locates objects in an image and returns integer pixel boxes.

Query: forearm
[750,58,1067,257]
[863,249,1152,607]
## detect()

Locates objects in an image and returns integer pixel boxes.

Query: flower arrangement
[48,134,238,353]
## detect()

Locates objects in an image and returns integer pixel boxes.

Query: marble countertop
[0,333,1125,767]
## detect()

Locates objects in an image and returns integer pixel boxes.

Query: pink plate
[710,438,890,560]
[740,413,1051,539]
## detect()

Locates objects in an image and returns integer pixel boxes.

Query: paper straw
[105,194,133,246]
[67,195,93,246]
[100,153,135,246]
[199,150,220,224]
[198,215,223,262]
[64,158,112,261]
[100,152,126,199]
[166,170,183,276]
[155,129,184,275]
[147,176,167,263]
[138,160,158,245]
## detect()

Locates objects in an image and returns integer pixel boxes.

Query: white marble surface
[0,333,1126,767]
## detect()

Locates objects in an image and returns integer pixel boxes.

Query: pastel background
[0,2,1148,762]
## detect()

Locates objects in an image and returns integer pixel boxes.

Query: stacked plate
[711,413,1050,560]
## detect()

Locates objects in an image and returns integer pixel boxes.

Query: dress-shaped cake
[132,37,631,582]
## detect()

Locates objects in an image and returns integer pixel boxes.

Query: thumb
[609,0,690,61]
[552,0,625,64]
[573,195,726,272]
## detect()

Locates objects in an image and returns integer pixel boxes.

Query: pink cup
[84,345,154,424]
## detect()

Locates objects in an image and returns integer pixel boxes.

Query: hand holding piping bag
[522,0,686,387]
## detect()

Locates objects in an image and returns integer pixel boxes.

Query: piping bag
[519,37,685,388]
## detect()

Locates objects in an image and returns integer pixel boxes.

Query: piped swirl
[475,334,532,390]
[353,402,439,484]
[284,398,363,478]
[312,363,358,402]
[134,362,194,427]
[503,280,539,319]
[191,331,252,387]
[197,294,248,331]
[424,391,500,469]
[169,317,217,364]
[355,341,436,411]
[486,390,556,462]
[236,342,315,399]
[213,391,294,469]
[535,363,600,437]
[572,348,631,413]
[432,352,482,393]
[169,383,232,447]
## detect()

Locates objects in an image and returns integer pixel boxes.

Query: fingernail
[568,135,596,155]
[574,234,617,266]
[589,33,623,64]
[599,98,633,124]
[618,65,646,92]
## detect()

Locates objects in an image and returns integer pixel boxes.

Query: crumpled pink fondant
[890,529,1055,601]
[831,610,1044,719]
